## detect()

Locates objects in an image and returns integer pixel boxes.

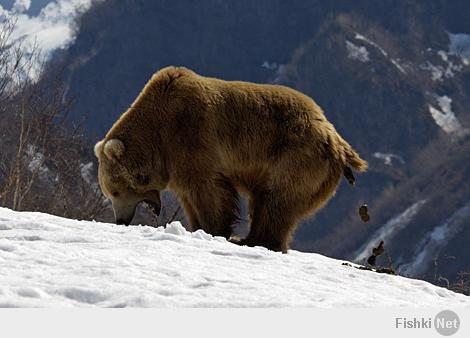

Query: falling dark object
[344,166,370,224]
[343,166,356,186]
[367,240,384,266]
[359,203,370,223]
[372,240,385,256]
[342,262,395,275]
[342,241,395,275]
[367,255,376,266]
[375,267,395,274]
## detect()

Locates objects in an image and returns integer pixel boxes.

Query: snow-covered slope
[0,207,468,307]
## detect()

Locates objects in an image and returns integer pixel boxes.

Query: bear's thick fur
[94,66,367,253]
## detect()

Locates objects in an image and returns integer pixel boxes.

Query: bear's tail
[336,135,367,186]
[343,143,368,172]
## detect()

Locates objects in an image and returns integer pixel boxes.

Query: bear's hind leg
[244,189,302,253]
[181,175,239,239]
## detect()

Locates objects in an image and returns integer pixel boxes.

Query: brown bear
[94,66,367,253]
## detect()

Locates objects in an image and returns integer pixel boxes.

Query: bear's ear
[103,139,125,161]
[94,140,105,158]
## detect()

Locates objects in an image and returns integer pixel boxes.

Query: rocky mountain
[53,0,470,286]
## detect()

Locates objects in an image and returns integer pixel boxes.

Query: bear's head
[94,138,166,225]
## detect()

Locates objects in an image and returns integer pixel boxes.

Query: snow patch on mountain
[390,58,406,74]
[420,40,469,82]
[437,50,465,77]
[372,152,405,166]
[1,207,468,307]
[428,95,467,137]
[354,33,406,74]
[353,200,427,263]
[420,61,445,81]
[261,61,278,70]
[401,202,470,277]
[354,33,387,57]
[0,0,99,78]
[345,40,370,62]
[12,0,31,13]
[261,61,288,84]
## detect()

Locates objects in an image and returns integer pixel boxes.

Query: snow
[0,207,469,307]
[261,61,287,84]
[354,33,406,74]
[261,61,279,70]
[273,64,288,84]
[353,200,427,263]
[437,50,465,77]
[420,45,468,82]
[0,0,98,79]
[428,95,467,137]
[25,144,49,179]
[354,33,388,57]
[401,202,470,277]
[345,40,370,62]
[79,162,94,185]
[390,58,407,74]
[420,61,444,81]
[372,152,405,166]
[12,0,31,13]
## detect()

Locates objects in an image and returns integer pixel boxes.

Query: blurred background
[0,0,469,292]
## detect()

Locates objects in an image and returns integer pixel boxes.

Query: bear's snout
[143,199,161,216]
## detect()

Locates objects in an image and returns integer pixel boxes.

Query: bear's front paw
[228,235,246,246]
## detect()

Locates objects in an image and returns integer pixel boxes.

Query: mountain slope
[0,207,468,307]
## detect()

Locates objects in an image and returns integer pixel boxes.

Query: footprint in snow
[191,282,213,288]
[210,249,266,260]
[57,287,107,304]
[7,221,52,231]
[58,237,92,244]
[0,224,12,230]
[6,235,43,241]
[0,239,16,252]
[16,287,42,298]
[151,233,184,243]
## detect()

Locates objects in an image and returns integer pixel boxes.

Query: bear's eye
[111,191,120,197]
